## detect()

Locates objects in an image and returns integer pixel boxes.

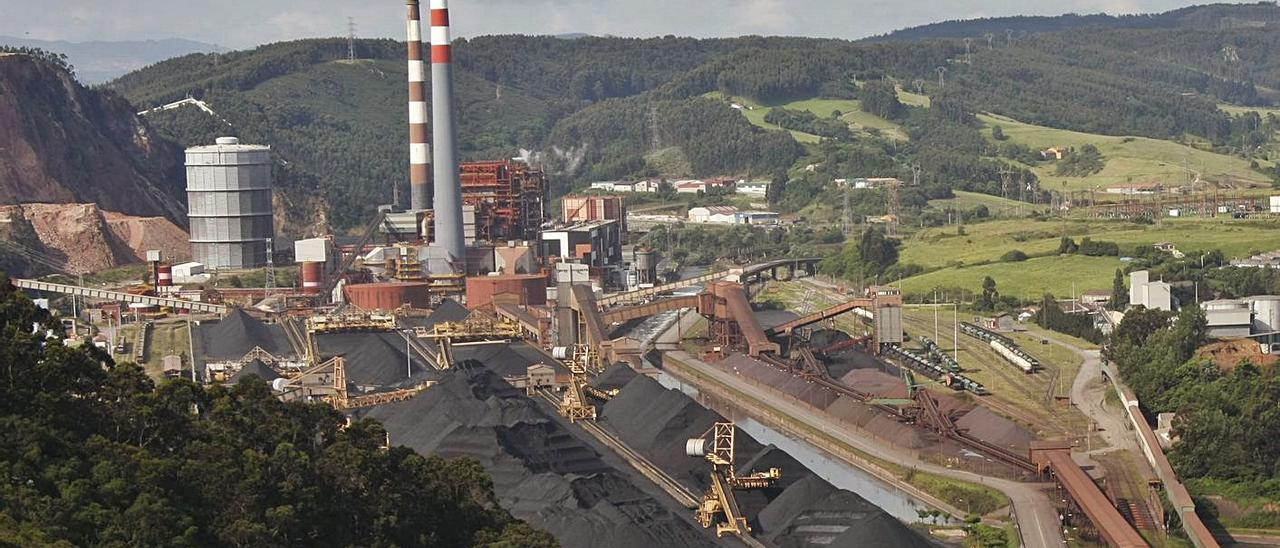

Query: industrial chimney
[430,0,465,263]
[406,0,431,212]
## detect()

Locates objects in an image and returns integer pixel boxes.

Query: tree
[1000,249,1028,262]
[991,125,1007,140]
[1058,236,1078,254]
[766,170,787,205]
[1109,268,1129,311]
[978,276,999,310]
[0,277,554,547]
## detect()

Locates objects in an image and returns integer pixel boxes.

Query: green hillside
[925,190,1045,217]
[979,113,1272,193]
[107,3,1280,231]
[898,254,1120,299]
[900,217,1280,270]
[728,96,909,142]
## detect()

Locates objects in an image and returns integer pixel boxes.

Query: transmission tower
[886,180,902,236]
[264,238,276,293]
[841,187,852,235]
[648,105,661,153]
[913,78,925,94]
[1006,29,1014,46]
[963,38,973,64]
[911,164,922,187]
[935,66,947,88]
[985,32,995,50]
[347,17,357,61]
[998,167,1016,199]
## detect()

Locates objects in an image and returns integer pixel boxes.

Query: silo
[185,137,274,269]
[1247,296,1280,332]
[634,248,658,285]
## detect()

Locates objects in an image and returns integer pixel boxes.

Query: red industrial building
[561,195,627,237]
[465,274,548,309]
[460,160,548,243]
[344,282,432,310]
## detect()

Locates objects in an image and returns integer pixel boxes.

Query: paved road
[1041,332,1148,462]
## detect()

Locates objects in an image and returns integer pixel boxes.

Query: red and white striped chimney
[430,0,464,262]
[406,0,431,212]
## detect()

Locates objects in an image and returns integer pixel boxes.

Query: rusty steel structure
[1031,443,1148,548]
[460,160,549,243]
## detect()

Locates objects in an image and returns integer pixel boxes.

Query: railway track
[754,353,1037,472]
[901,315,1047,417]
[534,390,700,509]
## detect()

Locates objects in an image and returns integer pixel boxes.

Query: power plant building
[185,137,274,269]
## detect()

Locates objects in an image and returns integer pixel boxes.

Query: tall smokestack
[406,0,431,212]
[430,0,464,263]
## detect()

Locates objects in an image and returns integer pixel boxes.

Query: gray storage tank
[185,137,274,269]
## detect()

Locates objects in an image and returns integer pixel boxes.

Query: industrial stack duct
[430,0,465,265]
[406,0,431,212]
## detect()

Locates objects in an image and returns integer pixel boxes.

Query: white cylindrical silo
[185,137,274,269]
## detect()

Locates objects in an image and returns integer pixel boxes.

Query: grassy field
[926,190,1048,218]
[1219,102,1280,117]
[116,319,190,378]
[896,86,931,108]
[900,217,1280,270]
[716,93,909,142]
[977,113,1272,192]
[898,254,1120,300]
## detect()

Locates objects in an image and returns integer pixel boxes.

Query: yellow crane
[558,344,597,422]
[686,422,780,539]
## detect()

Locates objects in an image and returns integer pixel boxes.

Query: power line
[347,17,357,61]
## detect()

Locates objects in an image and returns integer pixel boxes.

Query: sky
[0,0,1252,49]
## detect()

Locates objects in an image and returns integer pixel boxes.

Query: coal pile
[450,342,563,379]
[599,373,933,547]
[758,476,932,548]
[316,332,430,388]
[364,367,716,548]
[399,299,471,329]
[227,359,280,384]
[954,406,1034,453]
[194,308,291,360]
[593,362,638,392]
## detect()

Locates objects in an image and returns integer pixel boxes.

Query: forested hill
[107,2,1280,230]
[872,2,1280,41]
[0,276,555,546]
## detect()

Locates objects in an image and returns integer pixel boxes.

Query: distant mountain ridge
[870,2,1280,41]
[0,36,223,84]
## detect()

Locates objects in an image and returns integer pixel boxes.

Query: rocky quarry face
[0,53,193,274]
[0,53,187,224]
[0,203,188,275]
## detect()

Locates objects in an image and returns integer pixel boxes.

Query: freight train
[882,344,989,395]
[959,322,1041,373]
[916,335,961,372]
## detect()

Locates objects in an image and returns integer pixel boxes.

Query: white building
[688,206,739,224]
[837,177,902,190]
[1130,270,1173,311]
[1270,196,1280,214]
[1201,299,1253,338]
[736,180,770,197]
[589,181,622,191]
[736,211,780,225]
[673,180,709,194]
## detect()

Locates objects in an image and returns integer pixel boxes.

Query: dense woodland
[1109,305,1280,528]
[0,276,555,546]
[101,3,1280,229]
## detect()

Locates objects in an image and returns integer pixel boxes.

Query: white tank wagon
[960,322,1040,373]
